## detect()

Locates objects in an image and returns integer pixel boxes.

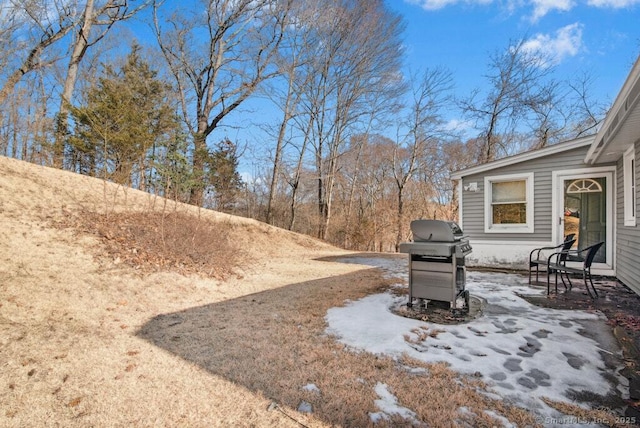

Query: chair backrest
[558,238,577,263]
[583,241,605,268]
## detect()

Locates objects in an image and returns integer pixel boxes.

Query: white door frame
[551,166,615,271]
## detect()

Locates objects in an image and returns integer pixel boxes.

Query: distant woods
[0,0,606,252]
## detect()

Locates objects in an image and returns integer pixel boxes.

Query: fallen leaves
[52,210,246,279]
[67,397,82,407]
[609,313,640,331]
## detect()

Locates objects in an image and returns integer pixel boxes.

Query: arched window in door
[566,178,603,194]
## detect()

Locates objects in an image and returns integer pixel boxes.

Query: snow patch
[297,401,313,413]
[302,383,320,393]
[369,382,418,423]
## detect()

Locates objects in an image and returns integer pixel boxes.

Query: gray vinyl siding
[461,145,595,242]
[616,139,640,295]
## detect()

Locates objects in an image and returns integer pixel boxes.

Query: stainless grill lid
[410,220,463,242]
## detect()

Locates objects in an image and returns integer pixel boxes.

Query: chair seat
[547,263,584,274]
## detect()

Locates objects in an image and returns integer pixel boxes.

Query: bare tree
[335,135,394,250]
[0,70,54,162]
[527,71,606,150]
[391,67,453,250]
[460,39,556,162]
[285,116,313,231]
[340,74,405,248]
[337,134,386,249]
[527,79,563,149]
[0,0,80,105]
[261,1,314,225]
[297,0,404,239]
[566,71,607,138]
[54,0,150,168]
[153,0,290,206]
[0,2,23,76]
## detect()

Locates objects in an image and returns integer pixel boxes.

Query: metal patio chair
[546,241,605,299]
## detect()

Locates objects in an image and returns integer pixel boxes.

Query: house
[451,55,640,296]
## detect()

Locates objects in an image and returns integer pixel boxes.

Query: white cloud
[588,0,640,7]
[404,0,638,17]
[530,0,574,21]
[521,23,583,66]
[445,118,475,137]
[404,0,461,10]
[404,0,492,11]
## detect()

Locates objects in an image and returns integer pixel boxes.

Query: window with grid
[484,173,534,233]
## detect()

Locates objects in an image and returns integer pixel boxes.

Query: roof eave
[585,55,640,165]
[450,136,595,180]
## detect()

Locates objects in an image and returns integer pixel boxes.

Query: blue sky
[386,0,640,106]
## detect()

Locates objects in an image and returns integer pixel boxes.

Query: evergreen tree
[206,138,244,212]
[152,130,196,203]
[69,44,180,188]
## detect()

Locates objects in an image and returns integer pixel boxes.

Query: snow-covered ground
[325,255,627,425]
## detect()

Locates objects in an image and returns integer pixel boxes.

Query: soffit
[587,56,640,164]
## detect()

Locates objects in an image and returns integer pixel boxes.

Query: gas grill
[399,220,473,310]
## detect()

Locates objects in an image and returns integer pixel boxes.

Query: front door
[554,169,613,268]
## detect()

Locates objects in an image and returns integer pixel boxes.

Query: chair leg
[583,271,595,299]
[559,271,568,290]
[587,271,598,298]
[530,263,540,285]
[546,269,550,295]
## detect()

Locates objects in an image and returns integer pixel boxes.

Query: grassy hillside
[0,156,363,427]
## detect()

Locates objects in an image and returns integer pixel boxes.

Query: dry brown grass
[404,326,444,344]
[541,398,631,427]
[0,156,354,427]
[57,209,246,279]
[138,267,538,427]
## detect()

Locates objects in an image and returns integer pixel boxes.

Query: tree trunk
[343,137,365,249]
[54,0,96,169]
[396,186,404,252]
[189,129,208,206]
[267,90,293,224]
[288,120,311,231]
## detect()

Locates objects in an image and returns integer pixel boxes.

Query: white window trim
[623,145,636,227]
[551,167,615,270]
[484,172,534,233]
